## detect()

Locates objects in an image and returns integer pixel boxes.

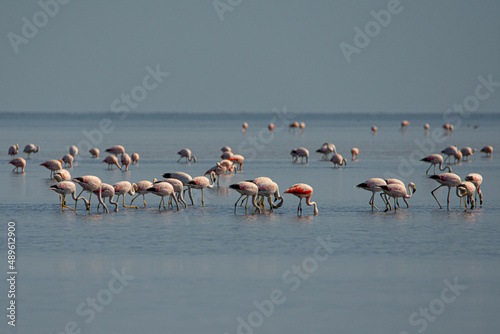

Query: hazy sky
[1,0,499,113]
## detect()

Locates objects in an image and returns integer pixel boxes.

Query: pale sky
[1,0,499,113]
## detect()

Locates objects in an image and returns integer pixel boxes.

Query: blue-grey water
[1,112,499,334]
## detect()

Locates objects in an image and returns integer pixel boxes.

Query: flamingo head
[409,182,416,194]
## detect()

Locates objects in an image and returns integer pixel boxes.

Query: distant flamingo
[316,143,336,160]
[453,150,462,164]
[9,158,26,173]
[242,122,248,133]
[69,145,78,158]
[177,148,197,163]
[113,181,139,209]
[147,182,179,211]
[229,154,245,171]
[221,146,231,153]
[229,181,261,214]
[105,145,125,156]
[8,144,19,158]
[330,153,347,167]
[284,183,318,216]
[205,163,225,187]
[356,178,387,211]
[155,178,188,208]
[429,173,462,210]
[129,180,153,208]
[121,153,131,171]
[401,120,410,129]
[62,154,74,168]
[441,145,458,163]
[289,122,299,132]
[40,160,63,178]
[102,155,122,170]
[89,148,100,158]
[131,153,139,164]
[456,181,476,212]
[379,183,416,212]
[257,181,283,212]
[95,183,119,212]
[351,148,359,161]
[371,126,377,134]
[442,123,453,135]
[49,181,89,212]
[424,123,430,132]
[72,175,108,213]
[420,154,452,174]
[465,173,483,206]
[23,144,39,159]
[299,122,306,132]
[54,169,71,182]
[268,123,276,131]
[219,159,236,173]
[480,146,493,157]
[291,148,309,163]
[460,147,475,161]
[162,172,194,205]
[187,175,215,206]
[221,151,234,160]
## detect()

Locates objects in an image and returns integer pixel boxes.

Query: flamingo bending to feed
[460,147,475,161]
[284,183,318,216]
[23,144,39,159]
[95,183,119,212]
[162,172,194,205]
[442,123,453,135]
[351,148,359,160]
[73,175,108,213]
[69,145,78,158]
[256,181,283,212]
[131,153,139,164]
[121,153,131,171]
[130,180,153,208]
[8,144,19,158]
[383,179,412,209]
[89,148,100,158]
[205,163,226,187]
[379,183,416,212]
[268,123,276,131]
[465,173,483,206]
[219,159,236,173]
[453,150,462,164]
[289,122,299,132]
[187,175,215,206]
[113,181,139,209]
[242,122,248,133]
[456,182,476,212]
[147,182,179,211]
[9,158,26,173]
[102,155,122,170]
[356,178,387,211]
[54,169,71,182]
[371,126,377,134]
[401,120,410,129]
[229,154,245,171]
[105,145,125,156]
[40,160,63,178]
[330,153,347,167]
[177,148,197,163]
[291,148,309,163]
[441,145,458,163]
[480,146,493,157]
[316,143,336,160]
[221,146,231,153]
[49,181,89,212]
[62,154,74,168]
[221,151,234,160]
[429,173,461,210]
[420,154,452,174]
[154,178,188,208]
[229,182,261,214]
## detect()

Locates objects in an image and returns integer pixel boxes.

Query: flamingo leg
[98,189,108,213]
[268,196,274,212]
[143,194,147,207]
[446,187,451,210]
[129,194,140,206]
[188,187,194,205]
[478,188,483,206]
[177,156,182,162]
[298,198,303,216]
[158,197,163,211]
[201,189,204,206]
[369,193,380,211]
[171,194,180,211]
[393,197,398,212]
[177,192,187,208]
[234,194,244,214]
[245,196,250,212]
[404,198,409,208]
[381,193,390,211]
[122,195,139,209]
[431,185,444,209]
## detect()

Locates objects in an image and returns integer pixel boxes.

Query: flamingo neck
[305,196,318,215]
[438,162,451,172]
[109,197,119,212]
[72,191,89,206]
[405,184,414,198]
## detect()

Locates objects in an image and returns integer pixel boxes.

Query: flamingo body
[284,183,318,216]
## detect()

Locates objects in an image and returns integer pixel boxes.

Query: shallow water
[1,112,499,333]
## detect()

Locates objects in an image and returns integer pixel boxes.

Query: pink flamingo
[95,183,119,212]
[187,175,215,206]
[49,181,89,212]
[284,183,318,216]
[54,169,71,182]
[62,154,74,168]
[40,160,63,178]
[424,123,430,131]
[69,145,78,158]
[242,122,248,133]
[268,123,276,131]
[229,182,261,214]
[131,153,139,164]
[147,182,179,211]
[453,150,462,164]
[221,151,234,160]
[356,178,387,211]
[456,181,476,212]
[383,178,412,209]
[316,143,336,160]
[351,148,359,161]
[465,173,483,206]
[113,181,139,209]
[204,163,225,187]
[371,126,377,134]
[401,120,410,129]
[291,148,309,163]
[9,158,26,173]
[129,180,153,207]
[420,154,452,174]
[89,148,100,158]
[256,181,283,212]
[162,172,194,205]
[379,182,416,212]
[219,159,236,173]
[155,178,188,208]
[8,144,19,158]
[442,123,453,135]
[102,155,122,170]
[229,154,245,171]
[429,173,461,210]
[177,148,197,163]
[23,144,39,159]
[72,175,108,213]
[121,153,131,171]
[221,146,231,153]
[441,145,458,163]
[330,153,347,167]
[480,146,493,157]
[299,122,306,132]
[105,145,125,156]
[460,147,475,161]
[289,122,299,132]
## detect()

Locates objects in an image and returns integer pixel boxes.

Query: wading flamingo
[465,173,483,206]
[429,173,461,210]
[105,145,125,156]
[177,148,197,163]
[49,181,89,212]
[460,147,475,161]
[420,154,452,174]
[73,175,108,213]
[162,172,194,205]
[453,150,462,164]
[221,146,231,153]
[229,182,261,214]
[316,143,336,160]
[8,145,19,158]
[256,181,283,212]
[480,146,493,157]
[221,151,234,160]
[456,181,476,212]
[131,153,139,164]
[379,183,416,212]
[69,145,78,158]
[268,123,276,131]
[95,183,119,212]
[229,154,245,171]
[284,183,318,216]
[23,144,39,159]
[242,122,248,133]
[62,154,74,168]
[147,182,179,211]
[113,181,139,209]
[330,153,347,167]
[9,158,26,173]
[401,120,410,129]
[356,178,387,211]
[89,148,100,158]
[187,175,215,207]
[129,180,153,208]
[121,153,131,171]
[441,145,458,163]
[102,155,122,170]
[154,178,188,208]
[205,163,226,187]
[291,148,309,163]
[442,123,453,135]
[40,160,62,178]
[289,122,299,132]
[371,126,377,134]
[54,169,71,182]
[351,148,359,161]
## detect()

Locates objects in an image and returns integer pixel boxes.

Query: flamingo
[154,178,188,208]
[113,181,139,209]
[456,181,476,212]
[246,177,274,206]
[69,145,78,158]
[289,122,299,132]
[72,175,108,213]
[424,123,430,131]
[460,147,475,161]
[129,180,153,208]
[356,178,387,211]
[8,144,19,158]
[242,122,248,133]
[229,181,261,214]
[379,183,416,212]
[351,148,359,161]
[429,173,462,210]
[442,123,453,135]
[95,183,119,212]
[221,151,234,160]
[62,154,74,168]
[105,145,125,156]
[330,153,347,167]
[453,150,462,164]
[268,123,276,131]
[187,175,215,206]
[299,122,306,132]
[316,143,336,160]
[49,181,89,212]
[23,144,39,159]
[162,172,194,205]
[205,163,225,187]
[291,148,309,163]
[371,126,377,134]
[40,160,63,178]
[89,147,100,158]
[9,158,26,173]
[54,169,71,182]
[219,159,236,173]
[102,155,122,170]
[177,148,197,163]
[131,153,139,164]
[147,182,179,211]
[441,145,458,163]
[221,146,231,153]
[383,178,411,209]
[229,154,245,171]
[284,183,318,216]
[420,154,452,174]
[401,120,410,129]
[121,153,131,171]
[465,173,483,206]
[480,146,493,157]
[256,181,283,212]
